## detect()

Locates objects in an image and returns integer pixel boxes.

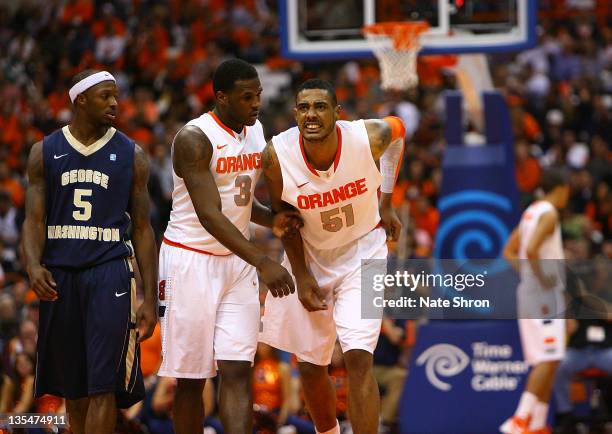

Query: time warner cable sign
[416,342,528,392]
[397,321,531,433]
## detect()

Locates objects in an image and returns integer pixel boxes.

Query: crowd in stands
[0,0,610,433]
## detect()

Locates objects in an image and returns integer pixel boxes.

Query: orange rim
[363,21,430,50]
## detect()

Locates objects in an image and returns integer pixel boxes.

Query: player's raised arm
[130,145,158,342]
[365,116,406,241]
[173,126,294,296]
[23,141,57,301]
[262,141,326,308]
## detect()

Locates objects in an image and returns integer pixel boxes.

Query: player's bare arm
[262,141,326,309]
[250,198,275,227]
[526,210,558,288]
[503,228,521,273]
[23,141,57,301]
[130,145,159,342]
[365,117,404,241]
[173,126,294,296]
[251,197,303,237]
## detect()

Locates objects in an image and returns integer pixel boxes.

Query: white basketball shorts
[261,227,387,366]
[158,240,260,378]
[516,281,567,365]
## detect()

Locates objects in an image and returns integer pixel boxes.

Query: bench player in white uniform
[158,59,299,434]
[502,171,570,434]
[260,79,405,434]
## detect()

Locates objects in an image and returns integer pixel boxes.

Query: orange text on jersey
[297,178,367,209]
[216,152,262,174]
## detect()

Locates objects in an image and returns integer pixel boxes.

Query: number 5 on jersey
[321,204,354,232]
[73,188,93,221]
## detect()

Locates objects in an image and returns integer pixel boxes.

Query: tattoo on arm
[366,119,392,161]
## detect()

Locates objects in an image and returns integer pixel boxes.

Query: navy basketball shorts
[35,257,144,408]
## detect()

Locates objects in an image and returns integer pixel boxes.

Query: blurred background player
[261,79,404,434]
[158,59,300,434]
[23,69,158,434]
[502,171,571,434]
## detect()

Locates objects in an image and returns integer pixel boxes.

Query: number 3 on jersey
[234,175,252,206]
[320,204,355,232]
[73,188,93,221]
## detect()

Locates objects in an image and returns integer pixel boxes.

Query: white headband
[69,71,116,103]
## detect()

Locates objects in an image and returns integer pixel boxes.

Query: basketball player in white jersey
[501,171,570,434]
[260,79,405,434]
[158,59,300,434]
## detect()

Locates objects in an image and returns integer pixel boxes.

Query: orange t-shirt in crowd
[515,157,541,192]
[140,323,161,377]
[522,113,541,141]
[61,0,94,25]
[0,179,24,208]
[253,358,282,411]
[412,206,440,239]
[91,17,127,38]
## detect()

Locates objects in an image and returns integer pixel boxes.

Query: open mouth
[304,122,321,132]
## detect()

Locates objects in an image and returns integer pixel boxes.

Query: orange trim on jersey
[208,111,245,139]
[299,125,342,177]
[333,126,342,171]
[163,237,233,256]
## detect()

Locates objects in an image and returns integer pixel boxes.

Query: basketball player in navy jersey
[23,70,158,434]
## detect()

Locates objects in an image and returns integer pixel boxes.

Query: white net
[363,22,429,91]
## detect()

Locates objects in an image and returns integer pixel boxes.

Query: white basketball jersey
[517,200,565,290]
[164,112,265,255]
[518,200,564,260]
[273,120,382,250]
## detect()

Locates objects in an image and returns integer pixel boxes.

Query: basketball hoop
[362,21,430,90]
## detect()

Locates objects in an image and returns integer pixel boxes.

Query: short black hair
[70,69,102,87]
[540,170,567,193]
[296,79,337,106]
[212,59,258,93]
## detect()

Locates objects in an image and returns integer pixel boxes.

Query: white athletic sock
[529,401,549,429]
[515,391,537,419]
[316,420,340,434]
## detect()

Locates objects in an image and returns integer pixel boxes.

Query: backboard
[280,0,537,60]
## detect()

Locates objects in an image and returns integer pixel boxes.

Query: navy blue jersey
[41,126,134,268]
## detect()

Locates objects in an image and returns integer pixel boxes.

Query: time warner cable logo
[416,344,469,391]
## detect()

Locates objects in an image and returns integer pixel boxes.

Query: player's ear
[334,104,341,120]
[215,90,228,106]
[293,106,298,122]
[75,94,86,108]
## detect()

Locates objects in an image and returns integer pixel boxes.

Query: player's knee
[87,392,115,407]
[343,349,374,378]
[218,360,251,381]
[176,377,206,394]
[298,362,327,382]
